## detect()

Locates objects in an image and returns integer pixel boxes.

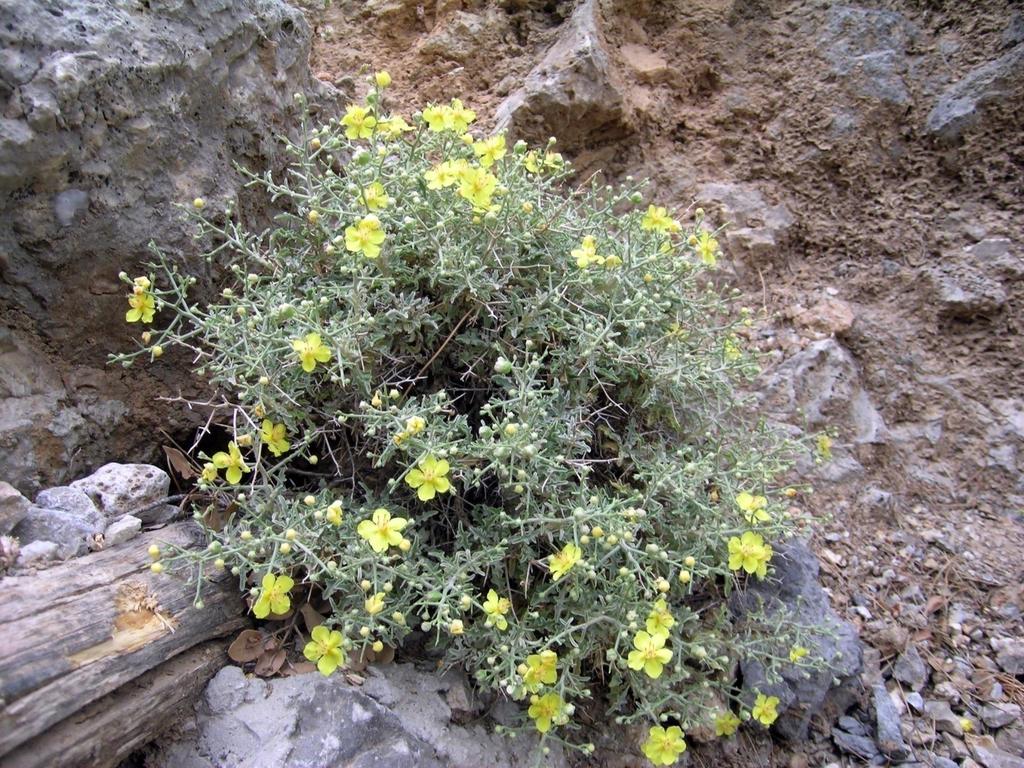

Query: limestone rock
[420,11,491,62]
[150,664,561,768]
[619,43,671,84]
[968,734,1024,768]
[980,703,1021,730]
[34,486,104,527]
[0,481,30,535]
[14,539,59,568]
[70,463,170,523]
[926,43,1024,143]
[731,540,863,741]
[893,645,929,691]
[696,182,795,269]
[992,637,1024,676]
[0,0,338,493]
[873,682,910,760]
[12,505,102,558]
[494,0,627,153]
[759,338,889,445]
[104,514,142,547]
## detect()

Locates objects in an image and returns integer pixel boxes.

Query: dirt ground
[305,0,1023,764]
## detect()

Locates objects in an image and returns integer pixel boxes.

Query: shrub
[116,73,820,762]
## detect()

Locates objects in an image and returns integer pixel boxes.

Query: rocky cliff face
[0,0,337,492]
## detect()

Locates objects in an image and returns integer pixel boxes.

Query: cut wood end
[67,582,178,667]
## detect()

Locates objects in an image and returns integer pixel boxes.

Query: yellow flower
[482,589,511,630]
[727,531,772,579]
[695,230,719,266]
[960,717,974,733]
[736,491,769,524]
[646,599,675,637]
[345,214,387,259]
[449,619,464,635]
[304,625,345,676]
[523,649,558,691]
[325,500,343,526]
[641,205,681,235]
[548,542,582,581]
[253,572,294,619]
[374,70,392,88]
[211,441,250,485]
[458,166,498,210]
[571,235,605,269]
[714,710,741,737]
[260,419,290,457]
[292,332,332,373]
[362,182,389,211]
[447,98,476,132]
[422,104,450,132]
[627,630,673,679]
[356,507,408,553]
[405,455,452,501]
[752,693,780,726]
[642,725,687,766]
[405,416,426,435]
[723,335,742,361]
[200,463,218,483]
[789,646,809,663]
[817,434,833,460]
[376,114,412,139]
[528,692,568,734]
[424,159,467,189]
[341,104,377,140]
[524,151,563,174]
[126,280,156,323]
[364,592,386,615]
[473,134,506,168]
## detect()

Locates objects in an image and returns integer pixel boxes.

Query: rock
[0,481,30,534]
[696,182,795,269]
[14,540,59,567]
[760,338,889,445]
[619,43,671,84]
[104,515,142,547]
[832,727,880,760]
[0,0,338,494]
[873,682,910,759]
[838,715,870,736]
[906,692,925,713]
[925,756,959,768]
[925,262,1007,319]
[793,298,856,336]
[70,463,169,523]
[150,664,557,768]
[996,724,1024,756]
[893,645,929,691]
[968,734,1024,768]
[819,6,918,107]
[12,505,101,558]
[494,0,627,153]
[992,638,1024,675]
[419,11,490,62]
[926,43,1024,143]
[980,703,1021,730]
[34,486,104,527]
[731,540,863,741]
[964,238,1024,280]
[924,700,963,736]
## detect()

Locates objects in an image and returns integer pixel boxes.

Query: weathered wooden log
[0,522,248,759]
[2,641,226,768]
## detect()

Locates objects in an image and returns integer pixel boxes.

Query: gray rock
[760,338,889,445]
[980,703,1021,730]
[419,11,490,62]
[925,756,959,768]
[150,664,558,768]
[12,505,101,558]
[964,238,1024,280]
[494,0,627,153]
[104,514,142,547]
[14,540,59,567]
[731,540,863,740]
[996,724,1024,756]
[926,43,1024,143]
[0,481,30,534]
[816,5,918,108]
[838,715,869,736]
[925,262,1007,319]
[906,691,925,713]
[35,486,104,528]
[873,682,910,759]
[0,0,339,494]
[70,463,169,523]
[924,699,963,736]
[833,727,880,760]
[992,638,1024,675]
[968,734,1024,768]
[893,645,929,691]
[697,182,796,271]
